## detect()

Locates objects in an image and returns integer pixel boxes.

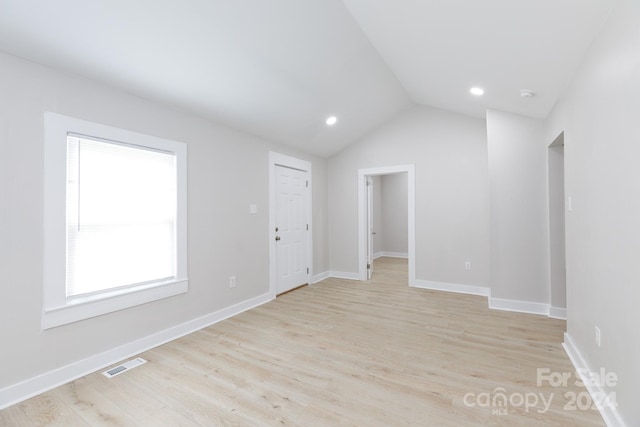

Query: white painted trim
[413,281,569,320]
[366,176,374,280]
[375,251,408,259]
[0,292,273,411]
[358,165,415,285]
[408,279,565,320]
[43,112,189,328]
[42,280,188,330]
[412,279,490,297]
[329,271,361,281]
[563,333,627,427]
[311,271,330,284]
[268,152,313,298]
[549,306,567,320]
[488,298,550,316]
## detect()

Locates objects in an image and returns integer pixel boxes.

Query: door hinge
[367,263,371,269]
[307,267,309,274]
[306,224,309,231]
[306,180,309,188]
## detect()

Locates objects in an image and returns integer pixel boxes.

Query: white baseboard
[549,306,567,320]
[412,279,490,297]
[374,251,408,259]
[311,271,330,284]
[329,271,361,281]
[0,292,273,411]
[488,297,549,316]
[563,333,627,427]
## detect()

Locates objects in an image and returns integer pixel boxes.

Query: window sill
[42,278,188,330]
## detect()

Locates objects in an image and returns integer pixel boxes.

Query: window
[43,113,188,329]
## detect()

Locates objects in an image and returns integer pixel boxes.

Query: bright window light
[66,136,177,297]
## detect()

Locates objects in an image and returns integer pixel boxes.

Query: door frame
[357,164,415,284]
[366,176,374,280]
[269,152,313,298]
[547,132,567,319]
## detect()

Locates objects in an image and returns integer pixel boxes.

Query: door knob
[275,236,281,241]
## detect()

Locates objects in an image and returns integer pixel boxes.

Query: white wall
[381,173,408,254]
[329,105,490,286]
[543,0,640,424]
[486,110,549,304]
[0,52,329,392]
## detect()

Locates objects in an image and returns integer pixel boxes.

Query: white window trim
[43,113,188,329]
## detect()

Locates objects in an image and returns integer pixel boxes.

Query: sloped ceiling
[343,0,615,119]
[0,0,614,156]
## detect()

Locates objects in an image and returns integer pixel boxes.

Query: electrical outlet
[229,276,236,288]
[595,326,601,348]
[464,261,472,271]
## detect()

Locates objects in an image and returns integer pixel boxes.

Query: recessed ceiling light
[326,116,337,126]
[470,87,484,96]
[520,89,536,98]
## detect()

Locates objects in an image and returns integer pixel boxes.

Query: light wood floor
[1,258,604,426]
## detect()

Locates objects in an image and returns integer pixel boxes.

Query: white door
[275,165,308,294]
[367,176,374,279]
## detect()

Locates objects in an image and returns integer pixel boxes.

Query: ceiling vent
[520,89,536,98]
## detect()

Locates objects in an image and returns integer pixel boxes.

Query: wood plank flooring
[0,258,604,426]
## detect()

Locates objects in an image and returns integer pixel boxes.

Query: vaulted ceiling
[0,0,614,156]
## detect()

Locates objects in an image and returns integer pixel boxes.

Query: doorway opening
[548,132,567,319]
[269,152,312,297]
[357,165,415,285]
